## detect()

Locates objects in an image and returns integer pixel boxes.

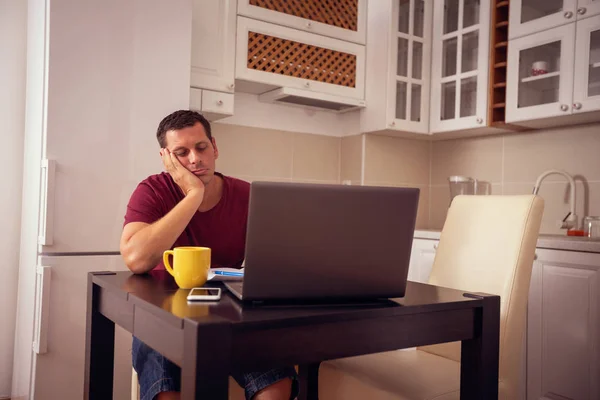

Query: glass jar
[582,216,600,238]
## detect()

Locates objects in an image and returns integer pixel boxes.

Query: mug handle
[163,250,175,277]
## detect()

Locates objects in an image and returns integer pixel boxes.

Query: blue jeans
[132,337,299,400]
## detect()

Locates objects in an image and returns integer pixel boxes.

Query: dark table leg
[84,276,116,400]
[460,294,500,400]
[181,320,232,400]
[298,363,320,400]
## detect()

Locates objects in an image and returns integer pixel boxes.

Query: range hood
[258,87,366,113]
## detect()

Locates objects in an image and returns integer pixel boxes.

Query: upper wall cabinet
[579,0,600,19]
[506,15,600,125]
[509,0,578,39]
[361,0,433,135]
[509,0,600,40]
[191,0,236,94]
[190,0,237,121]
[430,0,492,133]
[237,0,367,45]
[235,16,366,101]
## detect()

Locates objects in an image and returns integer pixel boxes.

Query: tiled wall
[430,123,600,234]
[340,134,432,229]
[363,135,431,229]
[212,123,341,185]
[213,121,600,235]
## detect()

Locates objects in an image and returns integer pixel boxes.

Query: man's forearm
[123,190,203,273]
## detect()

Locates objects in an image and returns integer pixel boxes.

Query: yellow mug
[163,246,211,289]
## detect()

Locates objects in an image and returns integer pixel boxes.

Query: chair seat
[319,349,460,400]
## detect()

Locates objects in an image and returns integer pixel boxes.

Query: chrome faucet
[532,169,577,230]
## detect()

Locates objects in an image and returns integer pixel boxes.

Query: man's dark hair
[156,110,212,148]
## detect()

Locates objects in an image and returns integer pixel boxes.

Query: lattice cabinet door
[235,16,366,100]
[238,0,367,45]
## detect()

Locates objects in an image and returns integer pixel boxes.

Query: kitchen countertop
[414,229,600,254]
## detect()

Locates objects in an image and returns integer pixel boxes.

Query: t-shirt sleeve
[123,182,165,226]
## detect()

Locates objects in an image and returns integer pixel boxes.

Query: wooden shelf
[496,21,509,28]
[497,1,509,7]
[493,82,506,88]
[592,62,600,68]
[495,62,507,68]
[493,103,506,108]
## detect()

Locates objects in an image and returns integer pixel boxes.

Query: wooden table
[83,270,500,400]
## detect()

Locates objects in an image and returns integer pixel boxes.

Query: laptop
[224,181,419,303]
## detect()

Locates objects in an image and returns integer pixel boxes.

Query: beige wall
[339,134,431,230]
[212,123,341,184]
[213,122,600,236]
[430,123,600,234]
[363,135,431,229]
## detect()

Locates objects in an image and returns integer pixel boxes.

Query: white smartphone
[187,287,221,302]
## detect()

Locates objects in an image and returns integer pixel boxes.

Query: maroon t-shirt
[123,172,250,271]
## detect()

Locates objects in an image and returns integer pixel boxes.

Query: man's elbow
[121,245,152,274]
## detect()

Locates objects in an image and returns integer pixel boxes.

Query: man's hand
[161,148,205,196]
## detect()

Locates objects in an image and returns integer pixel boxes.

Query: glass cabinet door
[430,0,490,132]
[576,0,600,19]
[506,23,576,123]
[509,0,577,40]
[389,0,432,133]
[573,16,600,113]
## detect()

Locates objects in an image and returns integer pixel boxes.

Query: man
[120,110,298,400]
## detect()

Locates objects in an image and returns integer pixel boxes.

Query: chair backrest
[418,195,544,398]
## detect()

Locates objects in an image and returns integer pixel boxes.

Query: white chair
[318,194,544,400]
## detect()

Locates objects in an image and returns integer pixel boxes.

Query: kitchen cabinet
[237,0,367,45]
[506,16,600,124]
[574,15,600,113]
[190,88,234,121]
[509,0,600,40]
[527,248,600,400]
[506,23,576,123]
[408,238,438,283]
[509,0,578,39]
[579,0,600,20]
[361,0,433,135]
[191,0,236,94]
[409,235,600,400]
[430,0,492,133]
[235,16,365,101]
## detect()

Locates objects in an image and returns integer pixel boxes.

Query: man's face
[164,122,219,185]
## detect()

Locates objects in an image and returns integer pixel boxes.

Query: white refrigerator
[12,0,193,398]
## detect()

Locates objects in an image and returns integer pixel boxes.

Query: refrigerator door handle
[33,265,51,354]
[38,159,56,246]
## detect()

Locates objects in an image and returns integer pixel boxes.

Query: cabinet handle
[564,11,573,18]
[573,102,582,110]
[304,82,311,88]
[389,121,396,127]
[306,22,312,28]
[476,117,483,124]
[578,7,587,15]
[433,243,438,250]
[560,104,569,112]
[217,100,223,106]
[228,83,235,90]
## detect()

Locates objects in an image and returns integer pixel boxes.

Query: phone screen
[189,288,220,296]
